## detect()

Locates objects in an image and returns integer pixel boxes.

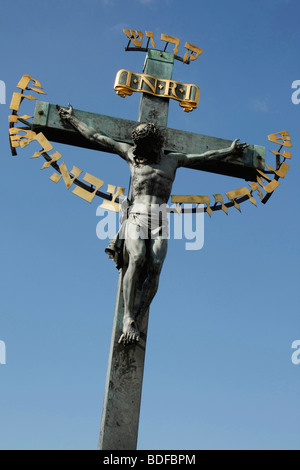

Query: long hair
[131,122,164,149]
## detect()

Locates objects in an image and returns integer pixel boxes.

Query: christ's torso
[128,149,178,206]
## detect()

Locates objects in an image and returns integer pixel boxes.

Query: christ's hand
[230,138,248,153]
[56,103,73,121]
[216,138,249,163]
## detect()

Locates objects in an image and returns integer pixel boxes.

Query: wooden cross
[29,36,265,450]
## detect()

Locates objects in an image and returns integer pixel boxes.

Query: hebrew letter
[145,31,156,48]
[171,195,211,216]
[31,132,54,158]
[225,189,242,211]
[248,182,264,201]
[72,173,104,203]
[268,131,292,148]
[9,114,33,124]
[160,34,180,55]
[196,196,212,217]
[27,86,46,95]
[50,163,83,190]
[265,162,290,179]
[100,185,125,212]
[256,173,280,193]
[123,29,144,47]
[9,127,36,148]
[16,75,44,92]
[213,194,228,215]
[226,187,257,208]
[41,151,62,170]
[183,42,203,63]
[270,149,292,160]
[9,92,36,112]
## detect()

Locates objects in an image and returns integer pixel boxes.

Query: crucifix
[11,29,293,450]
[33,34,263,451]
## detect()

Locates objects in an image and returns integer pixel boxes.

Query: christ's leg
[136,236,168,321]
[119,221,146,345]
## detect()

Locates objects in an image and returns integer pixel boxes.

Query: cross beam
[33,101,265,182]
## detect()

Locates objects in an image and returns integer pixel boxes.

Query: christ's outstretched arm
[171,139,248,169]
[57,104,131,160]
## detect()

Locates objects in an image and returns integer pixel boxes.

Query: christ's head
[131,122,164,162]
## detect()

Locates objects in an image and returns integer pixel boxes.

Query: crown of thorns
[131,122,164,147]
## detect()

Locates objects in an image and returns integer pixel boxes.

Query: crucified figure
[57,104,247,345]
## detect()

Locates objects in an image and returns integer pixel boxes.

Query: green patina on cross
[31,41,265,451]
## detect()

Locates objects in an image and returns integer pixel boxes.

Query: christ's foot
[118,317,140,345]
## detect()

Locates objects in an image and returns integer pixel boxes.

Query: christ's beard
[133,145,161,164]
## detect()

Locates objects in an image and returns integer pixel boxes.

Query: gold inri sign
[114,69,200,112]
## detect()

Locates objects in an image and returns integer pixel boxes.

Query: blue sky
[0,0,299,450]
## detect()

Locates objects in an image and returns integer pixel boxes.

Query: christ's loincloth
[105,201,169,269]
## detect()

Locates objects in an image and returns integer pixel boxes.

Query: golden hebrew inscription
[226,187,257,208]
[9,75,292,217]
[9,128,37,148]
[9,75,125,211]
[10,92,37,112]
[160,34,180,55]
[10,75,45,112]
[145,31,156,48]
[270,149,292,160]
[100,185,125,212]
[268,131,292,148]
[123,29,144,47]
[9,114,32,123]
[171,195,212,216]
[50,163,82,189]
[172,130,292,215]
[265,162,290,179]
[183,42,203,63]
[16,75,44,92]
[213,194,228,215]
[256,175,280,193]
[31,132,54,158]
[72,173,105,203]
[248,183,264,201]
[41,151,62,170]
[123,29,202,63]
